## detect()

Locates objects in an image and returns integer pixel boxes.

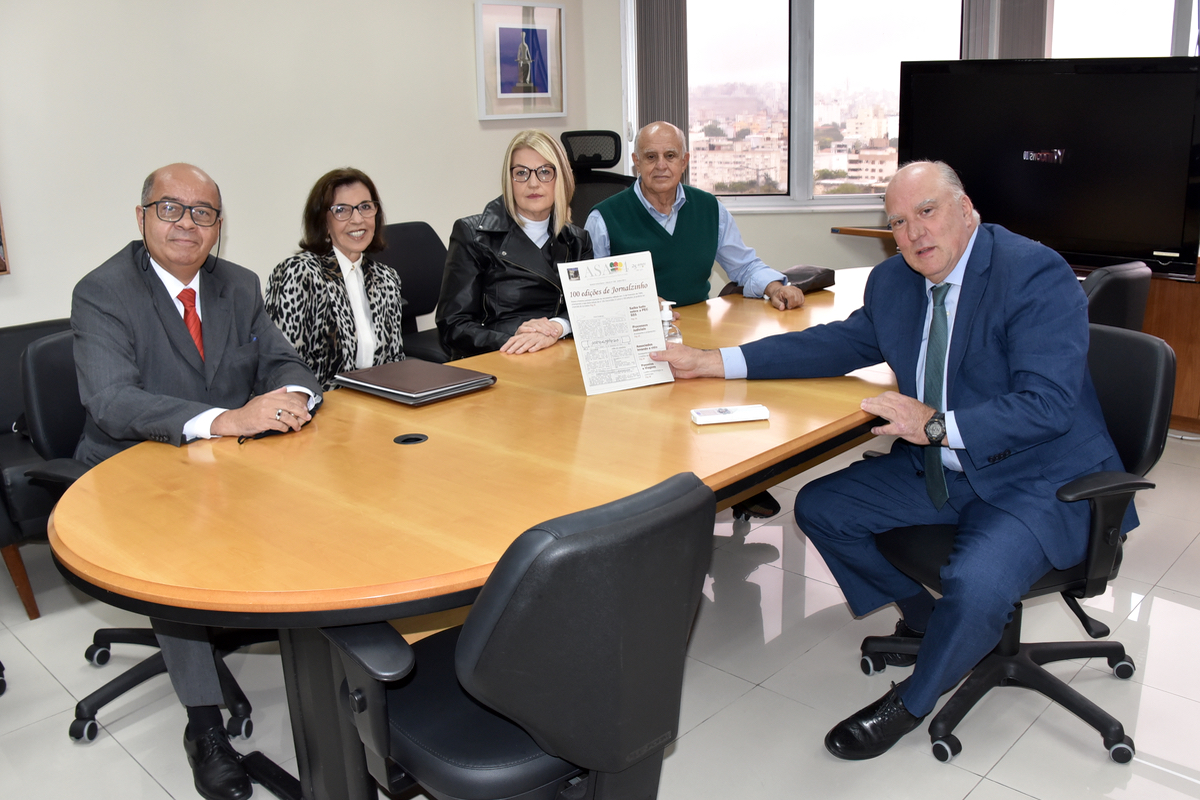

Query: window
[686,0,790,196]
[683,0,960,204]
[811,0,959,199]
[1051,0,1192,57]
[668,0,1196,206]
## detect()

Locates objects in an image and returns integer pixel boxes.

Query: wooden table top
[49,267,893,620]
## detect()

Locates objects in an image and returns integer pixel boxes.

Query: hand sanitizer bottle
[660,300,682,345]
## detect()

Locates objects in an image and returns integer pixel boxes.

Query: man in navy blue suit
[652,161,1133,760]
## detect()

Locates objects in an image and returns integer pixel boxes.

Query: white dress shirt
[148,258,314,441]
[332,246,378,369]
[516,212,572,338]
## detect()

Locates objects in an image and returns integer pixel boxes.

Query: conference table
[48,266,894,800]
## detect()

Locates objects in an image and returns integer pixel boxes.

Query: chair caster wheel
[1108,735,1135,763]
[932,735,961,762]
[84,644,111,666]
[860,653,886,676]
[1111,658,1136,680]
[70,718,99,743]
[227,716,253,740]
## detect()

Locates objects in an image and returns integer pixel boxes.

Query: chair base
[860,603,1136,763]
[70,627,274,743]
[730,490,780,523]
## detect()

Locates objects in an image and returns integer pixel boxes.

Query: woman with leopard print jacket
[266,168,405,390]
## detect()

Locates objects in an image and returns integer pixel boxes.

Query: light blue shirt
[719,228,979,471]
[584,179,787,299]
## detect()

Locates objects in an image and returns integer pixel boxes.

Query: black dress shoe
[880,619,925,668]
[183,725,252,800]
[825,683,926,760]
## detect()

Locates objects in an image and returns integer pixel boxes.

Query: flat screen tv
[898,57,1200,279]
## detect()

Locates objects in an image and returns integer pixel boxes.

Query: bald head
[635,121,687,156]
[141,163,222,208]
[884,161,978,284]
[632,121,690,206]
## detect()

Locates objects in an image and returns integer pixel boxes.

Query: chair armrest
[1056,471,1154,504]
[25,458,89,487]
[321,622,414,683]
[320,622,416,792]
[1057,470,1154,598]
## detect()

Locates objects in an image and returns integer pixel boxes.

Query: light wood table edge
[48,513,493,615]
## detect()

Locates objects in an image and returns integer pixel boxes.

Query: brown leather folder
[333,359,496,406]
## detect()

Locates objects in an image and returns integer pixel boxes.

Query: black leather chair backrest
[1081,261,1151,331]
[560,130,636,225]
[1086,324,1174,477]
[0,319,70,433]
[455,472,715,773]
[561,130,622,170]
[570,177,638,226]
[20,330,85,461]
[375,222,448,335]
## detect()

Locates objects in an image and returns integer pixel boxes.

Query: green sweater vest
[595,185,719,307]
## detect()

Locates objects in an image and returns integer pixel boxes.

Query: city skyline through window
[686,0,960,198]
[687,0,790,196]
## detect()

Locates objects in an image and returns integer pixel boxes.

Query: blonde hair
[500,129,575,235]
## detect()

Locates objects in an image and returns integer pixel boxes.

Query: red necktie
[178,288,204,360]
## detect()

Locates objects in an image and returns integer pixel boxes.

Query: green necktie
[924,283,951,509]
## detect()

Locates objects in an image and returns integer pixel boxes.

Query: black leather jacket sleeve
[436,198,593,359]
[438,217,513,357]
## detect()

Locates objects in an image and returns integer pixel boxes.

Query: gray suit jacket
[71,241,322,465]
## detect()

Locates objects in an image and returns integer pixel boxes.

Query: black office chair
[1,318,72,621]
[560,130,636,224]
[20,330,267,743]
[322,472,716,800]
[1081,261,1151,330]
[859,324,1175,764]
[375,221,451,363]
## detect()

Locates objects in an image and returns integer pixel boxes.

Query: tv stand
[1144,275,1200,432]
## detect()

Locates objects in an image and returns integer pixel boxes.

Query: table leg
[279,628,376,800]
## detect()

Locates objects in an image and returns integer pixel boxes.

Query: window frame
[624,0,1196,214]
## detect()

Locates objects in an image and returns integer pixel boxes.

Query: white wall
[0,0,887,328]
[0,0,623,325]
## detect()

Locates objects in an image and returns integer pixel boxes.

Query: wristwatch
[925,411,947,445]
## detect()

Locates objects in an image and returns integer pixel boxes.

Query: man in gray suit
[72,163,322,800]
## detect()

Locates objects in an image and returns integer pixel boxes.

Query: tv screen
[898,58,1200,279]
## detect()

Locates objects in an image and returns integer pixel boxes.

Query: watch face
[926,416,946,442]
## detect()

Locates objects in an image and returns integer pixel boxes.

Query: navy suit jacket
[741,224,1131,569]
[72,242,322,465]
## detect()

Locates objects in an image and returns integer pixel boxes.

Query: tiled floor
[3,435,1200,799]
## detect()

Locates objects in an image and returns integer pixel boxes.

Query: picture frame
[475,2,566,120]
[0,201,9,276]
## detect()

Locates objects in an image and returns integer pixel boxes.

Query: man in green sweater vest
[586,121,805,309]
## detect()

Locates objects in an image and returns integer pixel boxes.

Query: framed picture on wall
[0,201,9,276]
[476,2,566,120]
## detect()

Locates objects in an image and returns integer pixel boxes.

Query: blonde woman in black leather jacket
[436,130,592,359]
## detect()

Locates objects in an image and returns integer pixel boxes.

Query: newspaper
[558,251,675,396]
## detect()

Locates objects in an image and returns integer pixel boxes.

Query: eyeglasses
[329,201,379,221]
[511,164,557,183]
[144,200,221,227]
